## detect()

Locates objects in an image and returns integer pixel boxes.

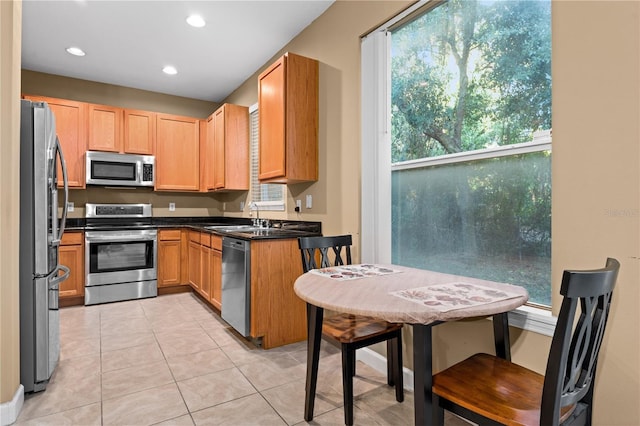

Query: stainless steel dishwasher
[221,237,251,336]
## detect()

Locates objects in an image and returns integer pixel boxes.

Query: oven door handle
[85,233,157,243]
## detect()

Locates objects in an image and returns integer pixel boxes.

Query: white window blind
[250,105,285,209]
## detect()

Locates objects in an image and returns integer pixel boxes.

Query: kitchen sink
[204,225,262,232]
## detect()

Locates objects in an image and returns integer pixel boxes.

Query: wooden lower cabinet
[210,236,222,310]
[188,237,201,292]
[59,232,84,305]
[200,245,212,301]
[158,229,183,287]
[250,238,307,349]
[160,228,305,348]
[187,230,215,302]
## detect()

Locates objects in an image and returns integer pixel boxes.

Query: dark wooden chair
[298,235,404,425]
[432,258,620,426]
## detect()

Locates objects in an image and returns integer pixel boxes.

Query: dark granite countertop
[63,217,322,241]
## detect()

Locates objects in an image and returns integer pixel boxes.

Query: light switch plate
[306,195,313,209]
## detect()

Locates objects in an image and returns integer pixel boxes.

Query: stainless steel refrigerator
[19,100,70,392]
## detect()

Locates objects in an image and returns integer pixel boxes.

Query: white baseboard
[356,347,414,392]
[0,384,24,426]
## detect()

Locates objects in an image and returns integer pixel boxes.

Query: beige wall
[22,70,218,119]
[1,0,22,405]
[3,0,639,423]
[225,0,640,423]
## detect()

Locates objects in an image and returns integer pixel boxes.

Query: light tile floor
[15,292,469,425]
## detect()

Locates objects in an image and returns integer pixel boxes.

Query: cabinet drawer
[159,229,182,241]
[189,231,201,244]
[61,232,84,245]
[201,233,212,248]
[211,235,222,251]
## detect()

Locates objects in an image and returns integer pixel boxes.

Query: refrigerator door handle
[48,264,70,311]
[50,137,69,246]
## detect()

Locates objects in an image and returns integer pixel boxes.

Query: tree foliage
[390,0,552,305]
[391,0,551,162]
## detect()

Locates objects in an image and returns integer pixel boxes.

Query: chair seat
[322,313,403,344]
[433,353,544,425]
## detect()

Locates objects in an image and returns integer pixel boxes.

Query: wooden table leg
[412,324,435,426]
[304,303,324,421]
[492,312,511,361]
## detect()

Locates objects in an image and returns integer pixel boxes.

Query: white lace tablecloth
[294,264,529,324]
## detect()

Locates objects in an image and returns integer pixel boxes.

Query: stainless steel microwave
[86,151,155,187]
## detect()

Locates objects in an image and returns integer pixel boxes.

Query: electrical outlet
[295,199,302,212]
[169,202,175,211]
[306,195,313,209]
[67,201,74,212]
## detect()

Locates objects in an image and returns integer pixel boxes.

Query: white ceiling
[21,0,334,102]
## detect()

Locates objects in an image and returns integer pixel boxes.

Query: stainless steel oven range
[84,203,157,305]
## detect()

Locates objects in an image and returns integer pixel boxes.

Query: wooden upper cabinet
[88,104,122,153]
[155,113,200,191]
[124,109,155,155]
[88,105,155,155]
[23,95,87,188]
[213,104,249,191]
[258,52,318,184]
[200,117,214,192]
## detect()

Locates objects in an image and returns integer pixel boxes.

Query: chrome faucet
[250,202,269,228]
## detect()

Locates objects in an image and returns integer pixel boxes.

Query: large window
[362,0,552,306]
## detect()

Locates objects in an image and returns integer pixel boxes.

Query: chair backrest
[298,235,353,272]
[540,258,620,425]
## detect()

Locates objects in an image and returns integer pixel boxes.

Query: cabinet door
[88,103,122,152]
[200,245,212,300]
[24,96,87,188]
[213,107,226,189]
[211,248,222,310]
[124,109,155,154]
[188,240,201,291]
[199,118,213,192]
[158,239,181,286]
[257,53,318,184]
[59,232,84,299]
[213,104,249,191]
[258,57,286,180]
[156,114,200,191]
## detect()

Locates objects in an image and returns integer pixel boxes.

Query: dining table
[293,263,529,426]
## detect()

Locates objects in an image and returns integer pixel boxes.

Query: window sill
[250,201,285,212]
[507,304,556,337]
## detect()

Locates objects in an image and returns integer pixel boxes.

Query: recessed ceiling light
[162,65,178,75]
[186,14,205,28]
[66,47,85,57]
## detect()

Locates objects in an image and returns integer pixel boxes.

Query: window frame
[360,0,556,335]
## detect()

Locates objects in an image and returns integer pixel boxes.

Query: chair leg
[433,394,445,426]
[304,304,324,422]
[386,339,395,386]
[342,345,355,425]
[394,335,404,402]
